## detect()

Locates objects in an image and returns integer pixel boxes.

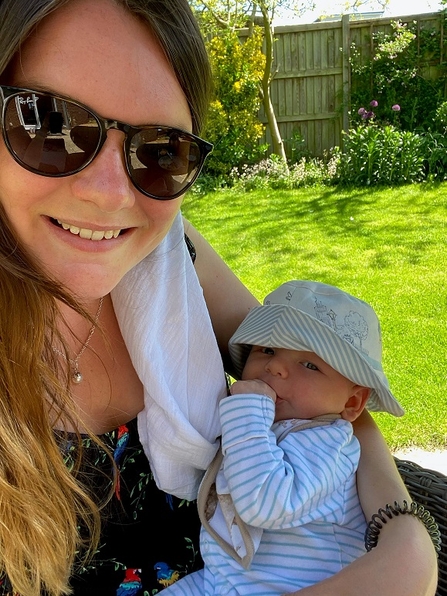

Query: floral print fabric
[0,418,203,595]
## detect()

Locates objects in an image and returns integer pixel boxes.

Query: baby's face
[242,346,358,421]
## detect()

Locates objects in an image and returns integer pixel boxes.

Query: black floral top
[0,418,203,596]
[69,418,203,595]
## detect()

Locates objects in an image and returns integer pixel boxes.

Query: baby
[165,280,403,595]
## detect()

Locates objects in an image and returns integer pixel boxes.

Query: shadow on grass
[184,183,447,272]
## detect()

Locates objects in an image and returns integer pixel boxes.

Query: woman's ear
[341,386,371,422]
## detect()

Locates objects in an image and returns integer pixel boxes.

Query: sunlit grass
[183,183,447,451]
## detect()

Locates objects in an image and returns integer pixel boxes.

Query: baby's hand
[230,379,276,402]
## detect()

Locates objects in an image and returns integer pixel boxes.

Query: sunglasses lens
[2,88,211,199]
[129,128,204,199]
[4,91,100,175]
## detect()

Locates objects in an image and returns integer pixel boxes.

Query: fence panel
[259,11,445,158]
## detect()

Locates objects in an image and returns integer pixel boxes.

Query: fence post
[342,14,351,145]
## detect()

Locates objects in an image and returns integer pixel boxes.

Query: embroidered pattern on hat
[313,298,370,357]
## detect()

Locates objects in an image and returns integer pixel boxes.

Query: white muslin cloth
[111,213,227,500]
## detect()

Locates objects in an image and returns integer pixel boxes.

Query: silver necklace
[53,296,104,384]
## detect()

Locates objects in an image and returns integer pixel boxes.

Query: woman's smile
[41,213,136,255]
[54,218,123,240]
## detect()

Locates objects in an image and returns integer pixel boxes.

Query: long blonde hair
[0,1,212,594]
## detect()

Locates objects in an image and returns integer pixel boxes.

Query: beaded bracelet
[365,500,442,554]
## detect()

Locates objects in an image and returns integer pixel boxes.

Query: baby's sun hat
[229,280,404,416]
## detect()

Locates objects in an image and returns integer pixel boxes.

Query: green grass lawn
[183,182,447,451]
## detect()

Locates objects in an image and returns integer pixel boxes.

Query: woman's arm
[183,218,259,372]
[286,411,438,596]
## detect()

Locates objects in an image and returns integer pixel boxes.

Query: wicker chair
[395,458,447,596]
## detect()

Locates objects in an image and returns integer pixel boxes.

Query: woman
[0,0,437,595]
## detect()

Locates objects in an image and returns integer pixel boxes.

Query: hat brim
[229,304,404,417]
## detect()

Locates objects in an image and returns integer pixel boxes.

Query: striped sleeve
[219,394,359,530]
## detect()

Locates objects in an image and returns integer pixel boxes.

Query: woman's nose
[69,130,136,212]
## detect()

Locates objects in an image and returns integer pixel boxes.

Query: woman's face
[0,0,192,300]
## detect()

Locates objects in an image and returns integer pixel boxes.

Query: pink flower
[392,104,401,111]
[370,100,378,108]
[358,107,366,115]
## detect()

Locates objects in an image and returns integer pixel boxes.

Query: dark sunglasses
[0,85,213,200]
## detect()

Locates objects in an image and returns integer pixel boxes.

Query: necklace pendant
[53,296,103,385]
[72,371,83,384]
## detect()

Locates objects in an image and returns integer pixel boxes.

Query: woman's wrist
[365,500,441,554]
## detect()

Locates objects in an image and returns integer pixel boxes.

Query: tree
[191,0,305,164]
[190,3,266,176]
[254,1,288,162]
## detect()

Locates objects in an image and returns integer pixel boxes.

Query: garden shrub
[419,101,447,180]
[229,154,339,191]
[337,124,424,186]
[202,27,267,178]
[350,19,446,132]
[420,131,447,181]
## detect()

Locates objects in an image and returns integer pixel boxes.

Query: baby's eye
[262,347,275,355]
[302,361,319,371]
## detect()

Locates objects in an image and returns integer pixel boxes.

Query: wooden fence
[260,11,445,158]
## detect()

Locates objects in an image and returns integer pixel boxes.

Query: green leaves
[350,18,446,132]
[338,125,424,186]
[202,28,267,177]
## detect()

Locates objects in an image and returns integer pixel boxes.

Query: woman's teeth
[57,220,121,240]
